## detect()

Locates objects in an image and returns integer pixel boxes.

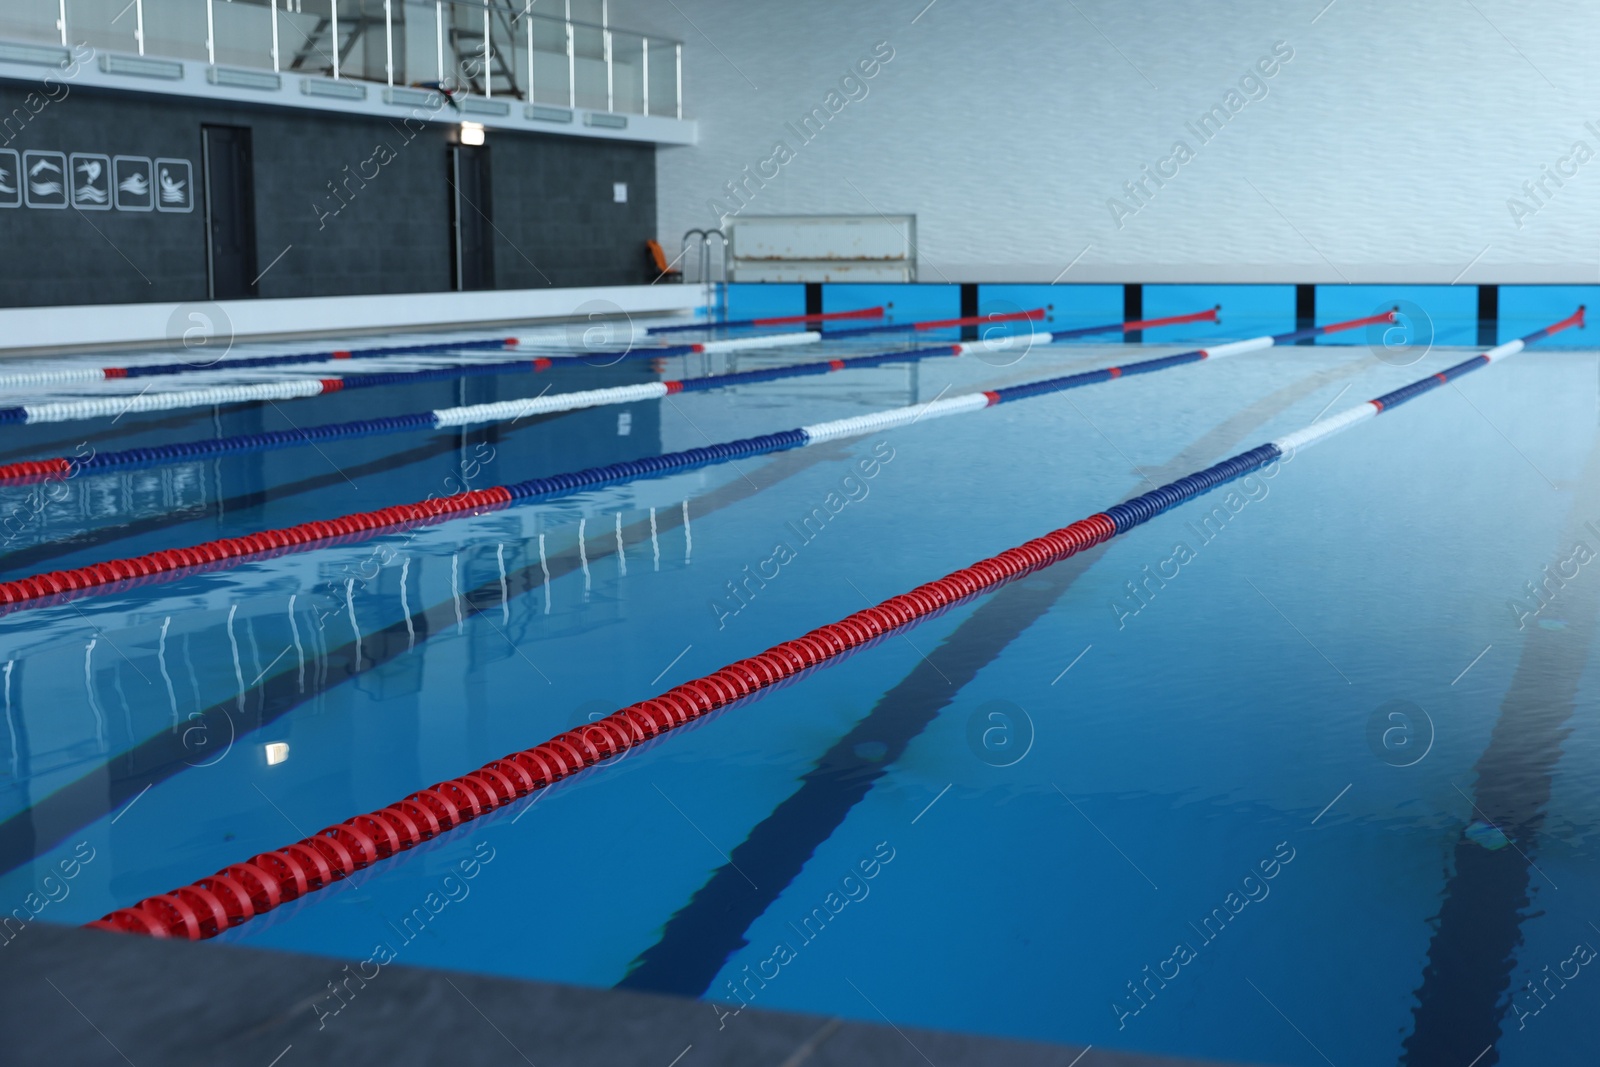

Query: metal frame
[49,0,683,117]
[565,1,575,108]
[680,229,729,316]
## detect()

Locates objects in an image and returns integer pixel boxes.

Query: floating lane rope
[0,310,1385,612]
[819,307,1045,340]
[0,333,826,427]
[0,330,813,392]
[0,309,1222,481]
[644,306,887,334]
[650,307,1049,340]
[0,307,1051,393]
[978,310,1397,405]
[1268,307,1584,452]
[810,305,1216,341]
[0,337,517,390]
[83,309,1583,940]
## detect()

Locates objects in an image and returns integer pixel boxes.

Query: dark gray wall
[0,78,656,307]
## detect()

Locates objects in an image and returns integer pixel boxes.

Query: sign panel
[154,158,193,212]
[69,152,111,210]
[113,156,153,212]
[22,150,68,209]
[0,149,19,208]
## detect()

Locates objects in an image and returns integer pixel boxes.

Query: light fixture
[264,742,290,765]
[459,121,486,147]
[100,53,184,80]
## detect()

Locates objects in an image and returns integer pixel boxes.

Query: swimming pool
[1,299,1596,1067]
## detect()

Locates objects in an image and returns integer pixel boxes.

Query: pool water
[0,315,1597,1067]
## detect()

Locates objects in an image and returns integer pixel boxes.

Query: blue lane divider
[119,338,514,378]
[1104,445,1284,531]
[502,430,811,501]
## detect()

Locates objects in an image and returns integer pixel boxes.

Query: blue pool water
[1,308,1597,1067]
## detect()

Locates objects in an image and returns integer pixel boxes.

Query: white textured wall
[611,0,1600,283]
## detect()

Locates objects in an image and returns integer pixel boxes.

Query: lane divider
[0,311,1385,612]
[0,330,821,391]
[73,467,1215,939]
[85,309,1583,940]
[0,306,1218,428]
[0,333,823,427]
[1270,308,1583,453]
[0,309,1223,482]
[0,338,517,391]
[820,307,1045,340]
[811,305,1217,341]
[980,311,1396,405]
[0,304,1065,417]
[0,305,1055,393]
[645,306,886,334]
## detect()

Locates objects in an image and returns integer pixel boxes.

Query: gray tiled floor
[1,922,1264,1067]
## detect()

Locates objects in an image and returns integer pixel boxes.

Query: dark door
[450,146,494,291]
[202,125,258,300]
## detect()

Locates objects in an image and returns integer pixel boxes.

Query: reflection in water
[0,492,708,872]
[1403,436,1600,1067]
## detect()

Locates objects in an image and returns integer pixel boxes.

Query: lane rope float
[0,310,1387,613]
[0,332,828,426]
[0,337,517,391]
[0,309,1223,482]
[82,308,1583,940]
[644,306,887,334]
[819,306,1220,341]
[0,329,816,391]
[0,308,1054,395]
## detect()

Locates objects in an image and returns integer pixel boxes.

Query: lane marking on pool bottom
[81,309,1581,940]
[0,310,1379,612]
[620,354,1382,997]
[0,309,1222,483]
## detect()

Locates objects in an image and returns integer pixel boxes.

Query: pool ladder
[681,229,729,322]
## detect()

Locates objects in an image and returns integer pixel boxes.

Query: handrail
[680,230,729,283]
[18,0,683,118]
[421,0,683,46]
[681,229,728,321]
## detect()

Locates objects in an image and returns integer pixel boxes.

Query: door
[202,125,258,300]
[450,146,494,291]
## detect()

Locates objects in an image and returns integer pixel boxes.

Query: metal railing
[681,229,727,319]
[0,0,683,118]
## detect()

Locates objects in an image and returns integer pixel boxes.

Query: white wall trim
[0,285,704,356]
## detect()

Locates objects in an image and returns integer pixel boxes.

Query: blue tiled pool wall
[723,283,1600,347]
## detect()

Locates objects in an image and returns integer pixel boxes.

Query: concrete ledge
[2,922,1248,1067]
[0,285,704,356]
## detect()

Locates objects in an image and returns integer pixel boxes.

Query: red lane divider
[88,513,1120,939]
[0,488,513,608]
[1121,308,1220,332]
[912,309,1046,331]
[751,307,885,327]
[645,306,887,334]
[0,458,75,484]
